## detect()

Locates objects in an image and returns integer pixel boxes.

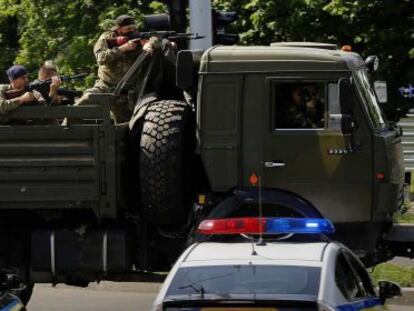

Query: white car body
[152,241,389,311]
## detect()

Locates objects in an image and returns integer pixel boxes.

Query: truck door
[259,74,373,223]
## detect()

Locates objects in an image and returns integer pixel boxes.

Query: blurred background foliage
[0,0,412,118]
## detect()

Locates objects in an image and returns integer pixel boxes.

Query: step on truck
[0,42,412,304]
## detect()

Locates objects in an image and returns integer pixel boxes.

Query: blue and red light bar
[197,217,335,235]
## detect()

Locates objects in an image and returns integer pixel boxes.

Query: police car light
[267,218,335,234]
[197,217,265,235]
[197,217,335,235]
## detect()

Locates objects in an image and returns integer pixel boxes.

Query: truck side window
[274,82,325,129]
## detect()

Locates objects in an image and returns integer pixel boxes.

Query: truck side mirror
[378,280,401,304]
[365,55,379,73]
[374,81,387,104]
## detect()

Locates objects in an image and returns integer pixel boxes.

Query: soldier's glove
[143,36,162,53]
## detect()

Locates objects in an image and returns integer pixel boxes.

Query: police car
[152,217,401,311]
[0,292,24,311]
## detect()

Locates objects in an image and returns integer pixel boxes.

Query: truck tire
[139,100,195,225]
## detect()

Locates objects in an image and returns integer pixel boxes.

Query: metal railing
[399,114,414,172]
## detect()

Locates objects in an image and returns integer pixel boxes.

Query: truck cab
[196,44,405,263]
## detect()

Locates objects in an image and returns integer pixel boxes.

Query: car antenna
[249,173,265,254]
[257,173,266,246]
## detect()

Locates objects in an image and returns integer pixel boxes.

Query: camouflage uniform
[281,104,323,129]
[0,84,45,124]
[76,30,152,122]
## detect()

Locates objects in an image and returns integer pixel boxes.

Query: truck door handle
[264,161,286,168]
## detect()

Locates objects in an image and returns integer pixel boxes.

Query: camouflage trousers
[75,79,131,123]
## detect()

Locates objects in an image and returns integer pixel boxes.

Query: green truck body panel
[0,105,123,218]
[198,45,404,224]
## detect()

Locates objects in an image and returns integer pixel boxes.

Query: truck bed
[0,105,125,218]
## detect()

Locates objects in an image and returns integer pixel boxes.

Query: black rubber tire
[139,100,195,225]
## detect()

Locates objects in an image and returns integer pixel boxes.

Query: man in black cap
[75,14,162,123]
[0,64,61,123]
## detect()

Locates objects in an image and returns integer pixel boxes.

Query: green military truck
[0,42,411,303]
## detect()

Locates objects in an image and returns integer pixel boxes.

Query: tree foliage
[214,0,413,117]
[0,0,165,84]
[0,0,412,115]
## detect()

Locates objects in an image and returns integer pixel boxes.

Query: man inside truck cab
[276,83,324,128]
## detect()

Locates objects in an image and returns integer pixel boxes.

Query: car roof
[182,242,330,265]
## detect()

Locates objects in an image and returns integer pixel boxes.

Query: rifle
[4,73,86,100]
[107,31,204,48]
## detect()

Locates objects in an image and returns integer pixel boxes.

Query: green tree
[0,0,166,85]
[213,0,413,119]
[0,0,412,118]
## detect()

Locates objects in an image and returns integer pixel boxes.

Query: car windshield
[353,69,386,129]
[166,265,320,300]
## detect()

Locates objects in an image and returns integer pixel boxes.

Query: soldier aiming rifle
[75,14,181,123]
[0,65,62,124]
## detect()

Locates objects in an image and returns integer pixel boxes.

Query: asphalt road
[27,283,414,311]
[28,285,156,311]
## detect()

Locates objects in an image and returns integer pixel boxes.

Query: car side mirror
[379,280,401,304]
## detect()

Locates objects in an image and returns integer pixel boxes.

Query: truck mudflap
[384,224,414,258]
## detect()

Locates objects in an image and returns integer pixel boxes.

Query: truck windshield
[354,69,386,129]
[166,265,320,299]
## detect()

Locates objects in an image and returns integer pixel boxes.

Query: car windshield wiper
[177,283,206,298]
[177,272,235,299]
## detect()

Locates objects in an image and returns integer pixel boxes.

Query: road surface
[27,283,413,311]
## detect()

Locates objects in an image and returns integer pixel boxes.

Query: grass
[396,203,414,223]
[370,204,414,286]
[397,211,414,223]
[370,263,414,287]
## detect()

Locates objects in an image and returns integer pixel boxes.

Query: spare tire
[139,100,195,225]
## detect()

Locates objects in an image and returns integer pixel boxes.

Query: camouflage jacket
[94,31,143,86]
[282,104,322,129]
[0,84,45,124]
[0,84,21,116]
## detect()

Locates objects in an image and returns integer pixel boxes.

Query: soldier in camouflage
[0,65,61,124]
[76,14,161,123]
[280,84,324,128]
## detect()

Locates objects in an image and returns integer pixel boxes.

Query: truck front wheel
[139,100,195,226]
